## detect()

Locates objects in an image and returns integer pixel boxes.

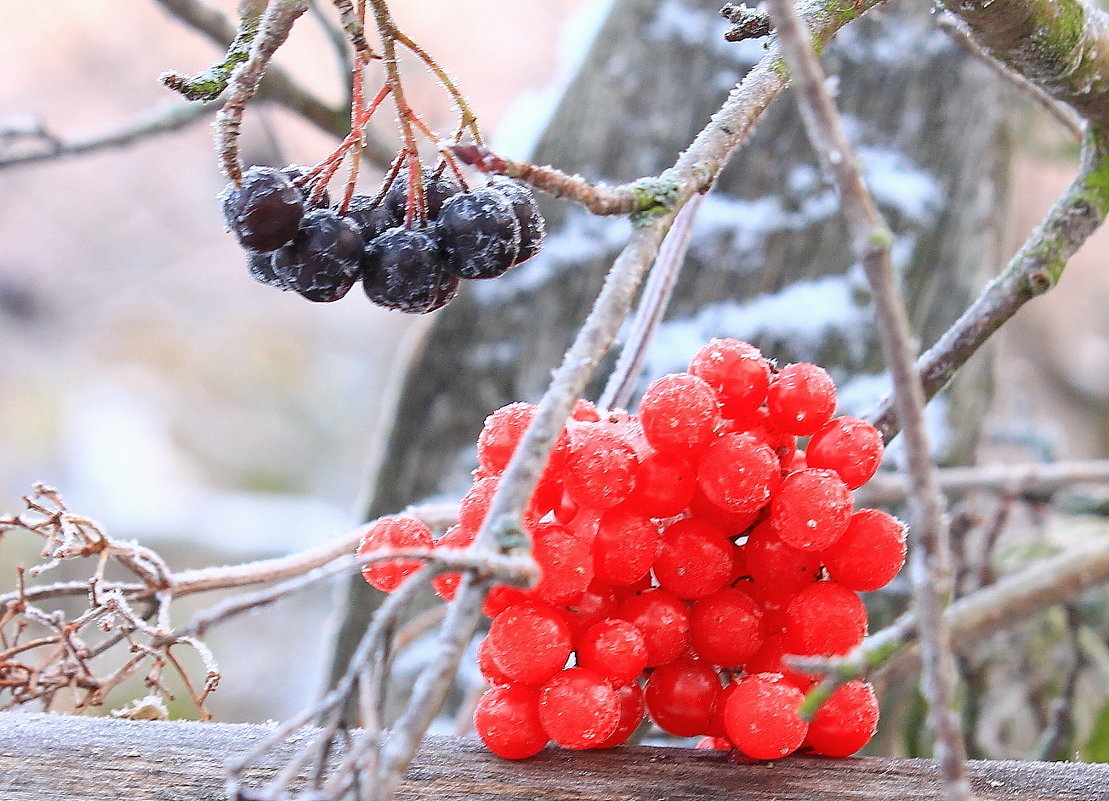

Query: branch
[868,126,1109,441]
[766,1,969,798]
[0,102,215,171]
[942,0,1109,129]
[855,459,1109,506]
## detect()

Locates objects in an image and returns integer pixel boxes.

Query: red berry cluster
[358,339,906,762]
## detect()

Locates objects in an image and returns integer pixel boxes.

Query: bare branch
[766,0,969,797]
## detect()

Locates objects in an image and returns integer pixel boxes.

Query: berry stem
[766,1,969,798]
[391,28,483,146]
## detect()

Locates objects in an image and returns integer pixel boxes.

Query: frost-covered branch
[766,0,970,798]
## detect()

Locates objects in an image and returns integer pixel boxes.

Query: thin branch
[935,13,1082,141]
[855,459,1109,506]
[766,1,969,799]
[868,127,1109,441]
[599,192,705,410]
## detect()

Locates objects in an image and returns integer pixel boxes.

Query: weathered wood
[0,713,1105,801]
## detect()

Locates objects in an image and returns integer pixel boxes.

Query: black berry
[220,165,304,252]
[362,226,459,313]
[280,164,330,207]
[345,193,401,242]
[272,208,364,302]
[246,249,289,290]
[384,167,462,222]
[436,187,520,279]
[494,178,545,265]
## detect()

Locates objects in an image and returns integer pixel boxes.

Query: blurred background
[1,0,1107,738]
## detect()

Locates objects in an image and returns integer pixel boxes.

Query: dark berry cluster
[220,166,543,313]
[359,339,905,761]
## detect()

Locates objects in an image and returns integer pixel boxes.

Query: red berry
[593,508,662,586]
[572,398,602,422]
[561,581,619,639]
[688,338,771,419]
[638,373,721,454]
[821,508,907,591]
[474,684,549,759]
[357,515,434,592]
[805,679,880,757]
[767,363,836,436]
[623,450,697,518]
[477,402,535,474]
[563,424,639,509]
[576,619,649,685]
[538,667,620,749]
[784,581,867,657]
[644,657,721,737]
[688,486,764,535]
[743,520,821,595]
[770,468,853,552]
[689,587,764,667]
[653,518,734,599]
[432,523,477,600]
[745,632,820,690]
[487,603,572,685]
[723,673,808,760]
[616,588,690,667]
[806,416,884,489]
[696,736,734,750]
[477,635,511,687]
[482,584,532,619]
[592,681,646,749]
[697,432,781,516]
[529,519,594,604]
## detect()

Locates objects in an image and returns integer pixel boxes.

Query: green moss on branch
[160,9,262,102]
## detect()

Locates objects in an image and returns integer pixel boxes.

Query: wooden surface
[1,713,1106,801]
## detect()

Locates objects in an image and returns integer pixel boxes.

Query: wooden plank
[0,713,1106,801]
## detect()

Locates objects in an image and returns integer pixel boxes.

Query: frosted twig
[854,459,1109,506]
[214,0,310,183]
[766,1,970,799]
[935,13,1082,141]
[867,128,1109,441]
[599,192,705,410]
[720,2,773,42]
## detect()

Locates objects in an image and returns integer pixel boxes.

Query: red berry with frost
[477,635,511,687]
[477,402,535,474]
[645,657,722,737]
[593,508,662,586]
[357,515,434,592]
[689,587,764,667]
[482,584,532,619]
[623,450,697,518]
[616,588,690,667]
[576,619,649,685]
[653,518,734,599]
[529,519,594,605]
[474,684,549,759]
[486,603,572,685]
[745,632,820,690]
[696,736,734,750]
[688,486,764,536]
[563,424,639,509]
[538,667,620,749]
[561,581,619,639]
[821,508,907,591]
[770,468,853,552]
[723,673,808,760]
[806,416,884,489]
[767,362,837,436]
[784,581,867,657]
[458,475,499,531]
[688,338,771,419]
[744,520,821,595]
[593,682,646,749]
[638,373,721,454]
[804,679,880,757]
[697,432,781,516]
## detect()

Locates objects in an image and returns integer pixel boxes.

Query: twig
[720,3,774,42]
[599,193,705,411]
[935,13,1083,141]
[765,1,970,798]
[855,459,1109,506]
[867,127,1109,441]
[1032,604,1084,761]
[0,102,216,171]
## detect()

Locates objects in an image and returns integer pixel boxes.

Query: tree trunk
[328,0,1010,697]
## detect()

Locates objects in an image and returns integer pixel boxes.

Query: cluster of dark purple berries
[219,165,544,313]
